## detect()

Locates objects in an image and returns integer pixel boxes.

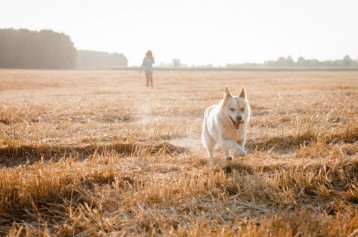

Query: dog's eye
[240,107,245,112]
[230,108,235,112]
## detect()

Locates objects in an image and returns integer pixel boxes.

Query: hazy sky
[1,0,357,66]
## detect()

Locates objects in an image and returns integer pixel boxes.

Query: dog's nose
[236,115,242,121]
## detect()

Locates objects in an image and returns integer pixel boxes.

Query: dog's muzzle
[229,116,244,129]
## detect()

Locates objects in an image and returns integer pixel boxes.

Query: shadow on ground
[0,142,186,167]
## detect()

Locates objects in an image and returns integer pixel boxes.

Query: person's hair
[146,50,153,57]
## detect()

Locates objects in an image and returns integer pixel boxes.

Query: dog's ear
[224,86,232,100]
[239,86,247,99]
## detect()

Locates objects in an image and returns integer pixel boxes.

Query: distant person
[140,50,155,88]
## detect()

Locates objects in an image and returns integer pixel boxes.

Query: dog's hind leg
[205,138,215,164]
[202,132,215,164]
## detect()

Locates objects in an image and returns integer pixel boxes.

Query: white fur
[201,86,250,163]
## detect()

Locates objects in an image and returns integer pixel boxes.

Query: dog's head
[221,86,250,129]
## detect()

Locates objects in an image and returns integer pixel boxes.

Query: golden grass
[0,70,357,236]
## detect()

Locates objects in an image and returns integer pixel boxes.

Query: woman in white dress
[140,50,155,88]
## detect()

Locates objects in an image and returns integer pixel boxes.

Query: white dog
[201,86,250,163]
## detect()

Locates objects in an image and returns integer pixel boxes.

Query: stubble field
[0,69,357,236]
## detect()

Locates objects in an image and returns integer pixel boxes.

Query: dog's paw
[208,157,214,165]
[234,149,247,157]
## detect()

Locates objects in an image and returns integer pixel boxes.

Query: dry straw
[0,70,357,236]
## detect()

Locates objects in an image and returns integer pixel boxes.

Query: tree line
[0,29,127,69]
[76,50,127,68]
[0,29,76,69]
[265,55,358,68]
[227,55,358,68]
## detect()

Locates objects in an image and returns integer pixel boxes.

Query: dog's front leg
[219,139,247,158]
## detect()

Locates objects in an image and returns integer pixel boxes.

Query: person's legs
[145,74,150,87]
[149,74,153,88]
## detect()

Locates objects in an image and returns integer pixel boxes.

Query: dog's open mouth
[229,116,244,129]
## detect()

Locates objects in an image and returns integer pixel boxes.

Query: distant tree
[286,56,295,66]
[342,55,353,67]
[273,56,295,67]
[172,58,181,67]
[297,57,306,67]
[276,57,287,67]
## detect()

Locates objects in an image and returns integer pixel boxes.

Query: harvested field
[0,70,357,236]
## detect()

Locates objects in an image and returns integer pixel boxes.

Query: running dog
[201,86,250,163]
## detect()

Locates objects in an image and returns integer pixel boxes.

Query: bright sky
[1,0,357,66]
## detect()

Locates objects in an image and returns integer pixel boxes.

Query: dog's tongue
[236,120,244,126]
[234,120,244,128]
